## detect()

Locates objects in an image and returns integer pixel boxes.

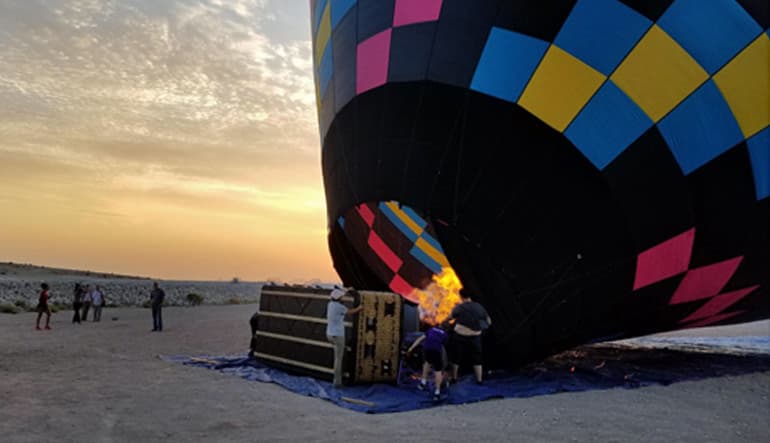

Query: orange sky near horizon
[0,1,339,283]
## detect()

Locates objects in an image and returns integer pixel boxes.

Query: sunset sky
[0,0,338,282]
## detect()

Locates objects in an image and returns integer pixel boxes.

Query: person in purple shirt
[406,322,450,400]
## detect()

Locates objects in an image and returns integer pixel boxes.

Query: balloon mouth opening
[335,200,463,324]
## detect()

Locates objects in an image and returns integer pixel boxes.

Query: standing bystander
[35,283,52,330]
[72,283,84,324]
[91,286,105,322]
[81,285,92,321]
[150,282,165,332]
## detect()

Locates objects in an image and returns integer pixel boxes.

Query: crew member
[326,288,362,387]
[447,288,491,384]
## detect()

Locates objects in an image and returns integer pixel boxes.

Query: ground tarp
[161,336,770,414]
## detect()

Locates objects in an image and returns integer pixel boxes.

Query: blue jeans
[152,305,163,331]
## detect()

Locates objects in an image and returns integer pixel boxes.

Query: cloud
[0,0,334,280]
[0,0,318,180]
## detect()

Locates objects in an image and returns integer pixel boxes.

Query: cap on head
[330,288,345,300]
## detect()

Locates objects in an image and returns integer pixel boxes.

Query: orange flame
[412,267,463,325]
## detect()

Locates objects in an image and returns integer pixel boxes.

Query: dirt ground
[1,305,768,443]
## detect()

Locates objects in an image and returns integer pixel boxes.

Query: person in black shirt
[447,288,491,384]
[248,308,260,358]
[72,283,84,324]
[149,282,165,331]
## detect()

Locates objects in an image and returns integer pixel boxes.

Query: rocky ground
[0,305,768,443]
[0,262,262,310]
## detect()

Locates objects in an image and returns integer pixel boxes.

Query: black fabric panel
[374,204,415,260]
[376,87,423,201]
[687,143,769,292]
[603,127,694,252]
[259,316,338,342]
[397,252,436,291]
[341,205,398,285]
[623,275,690,334]
[357,0,395,42]
[321,122,355,225]
[736,0,770,28]
[332,5,358,113]
[389,22,437,83]
[350,87,384,208]
[495,0,577,42]
[319,77,335,138]
[409,83,467,217]
[254,336,334,369]
[329,224,390,292]
[375,203,438,288]
[427,0,498,87]
[260,293,329,319]
[618,0,674,21]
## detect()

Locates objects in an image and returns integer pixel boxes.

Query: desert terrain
[1,302,768,443]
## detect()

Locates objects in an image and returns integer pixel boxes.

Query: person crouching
[406,322,450,400]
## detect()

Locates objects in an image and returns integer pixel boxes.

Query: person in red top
[35,282,52,330]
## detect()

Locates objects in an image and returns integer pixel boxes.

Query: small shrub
[0,304,21,314]
[14,300,26,308]
[186,293,203,306]
[142,300,151,309]
[227,296,241,305]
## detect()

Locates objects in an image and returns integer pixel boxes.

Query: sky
[0,0,338,283]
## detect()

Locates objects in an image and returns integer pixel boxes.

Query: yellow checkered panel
[314,2,332,65]
[518,45,606,132]
[713,34,770,138]
[611,25,709,123]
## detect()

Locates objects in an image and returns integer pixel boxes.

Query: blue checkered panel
[331,0,356,29]
[357,0,394,42]
[658,80,745,174]
[746,126,770,200]
[565,81,653,169]
[332,9,357,113]
[318,45,334,97]
[427,0,498,88]
[554,0,652,75]
[471,27,549,103]
[389,22,437,83]
[657,0,763,74]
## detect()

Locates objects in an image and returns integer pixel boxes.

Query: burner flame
[412,267,463,325]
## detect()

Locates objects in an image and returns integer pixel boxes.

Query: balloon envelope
[311,0,770,366]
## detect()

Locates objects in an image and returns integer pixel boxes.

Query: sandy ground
[1,306,768,443]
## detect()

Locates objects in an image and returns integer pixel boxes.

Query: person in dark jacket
[149,282,165,331]
[248,307,260,357]
[72,283,84,324]
[35,283,52,330]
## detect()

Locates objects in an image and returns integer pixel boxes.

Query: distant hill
[0,262,150,281]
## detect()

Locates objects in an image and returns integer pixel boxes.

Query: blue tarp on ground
[161,336,770,414]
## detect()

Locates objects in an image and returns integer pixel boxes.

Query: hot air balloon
[311,0,770,366]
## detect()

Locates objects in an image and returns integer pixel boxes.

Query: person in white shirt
[325,288,362,387]
[90,286,105,321]
[81,286,93,321]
